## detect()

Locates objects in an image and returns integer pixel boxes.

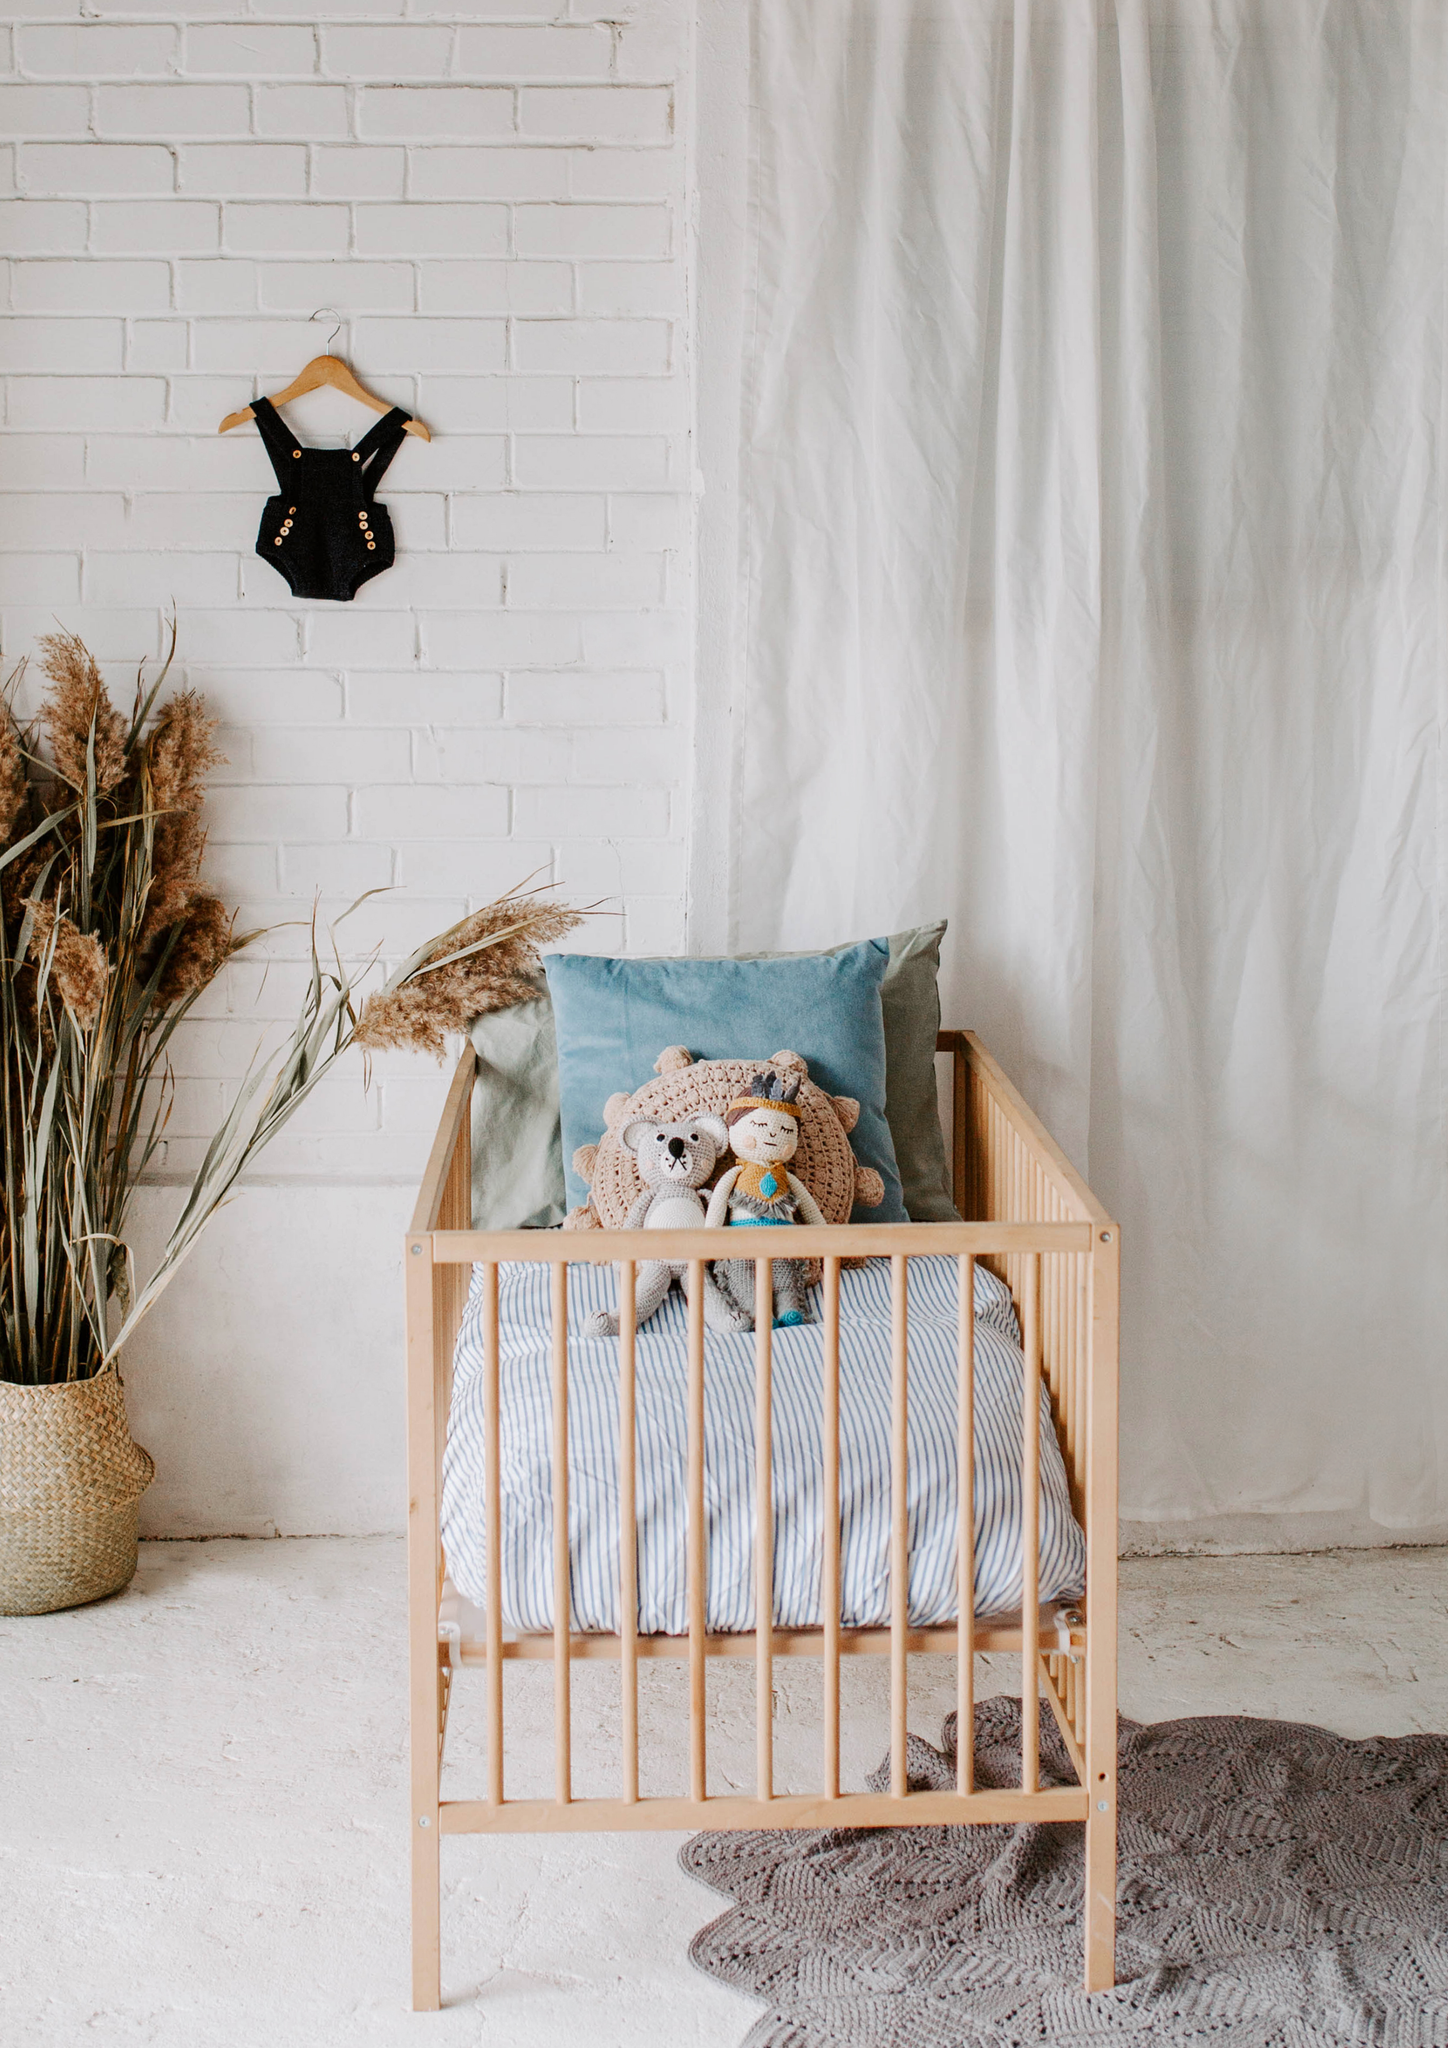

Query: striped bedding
[441,1253,1085,1635]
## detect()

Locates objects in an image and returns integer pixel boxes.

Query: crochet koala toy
[581,1113,754,1339]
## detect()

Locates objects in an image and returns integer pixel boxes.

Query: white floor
[5,1540,1446,2047]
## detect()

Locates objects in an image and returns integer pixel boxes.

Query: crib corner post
[1082,1219,1120,1992]
[406,1226,444,2012]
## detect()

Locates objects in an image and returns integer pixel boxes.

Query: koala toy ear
[654,1045,694,1075]
[620,1118,658,1154]
[572,1143,599,1183]
[603,1091,632,1131]
[831,1095,861,1133]
[769,1050,809,1078]
[690,1112,729,1152]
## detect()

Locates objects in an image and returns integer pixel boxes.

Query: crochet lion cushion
[565,1047,885,1231]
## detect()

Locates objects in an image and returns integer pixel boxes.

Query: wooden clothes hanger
[218,311,431,441]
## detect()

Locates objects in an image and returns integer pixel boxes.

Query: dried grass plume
[0,709,26,848]
[142,692,223,942]
[352,889,583,1061]
[37,631,127,797]
[148,689,222,812]
[155,894,236,1005]
[26,900,109,1031]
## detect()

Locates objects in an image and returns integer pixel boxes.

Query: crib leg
[412,1794,441,2011]
[406,1217,450,2011]
[1083,1796,1116,1990]
[411,1649,444,2011]
[1082,1223,1119,1991]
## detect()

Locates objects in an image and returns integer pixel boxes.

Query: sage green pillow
[878,923,959,1223]
[468,926,959,1227]
[469,974,566,1232]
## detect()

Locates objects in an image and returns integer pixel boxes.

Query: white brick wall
[0,0,694,1182]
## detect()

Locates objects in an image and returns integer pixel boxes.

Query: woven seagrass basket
[0,1365,154,1616]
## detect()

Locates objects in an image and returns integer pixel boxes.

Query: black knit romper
[252,396,412,601]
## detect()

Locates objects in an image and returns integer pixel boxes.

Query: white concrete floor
[4,1540,1446,2047]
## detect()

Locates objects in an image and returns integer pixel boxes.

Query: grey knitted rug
[681,1696,1448,2046]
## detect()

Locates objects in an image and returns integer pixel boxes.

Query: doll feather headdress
[726,1070,803,1121]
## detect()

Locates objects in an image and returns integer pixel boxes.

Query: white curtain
[717,0,1448,1529]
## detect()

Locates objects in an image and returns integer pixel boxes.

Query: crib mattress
[441,1253,1085,1635]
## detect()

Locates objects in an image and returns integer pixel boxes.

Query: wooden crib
[405,1030,1119,2009]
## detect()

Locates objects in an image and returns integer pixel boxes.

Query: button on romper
[252,395,412,602]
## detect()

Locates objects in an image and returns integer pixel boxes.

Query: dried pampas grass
[0,711,26,849]
[142,807,207,943]
[37,630,127,798]
[155,894,236,1005]
[2,629,245,1385]
[142,691,223,943]
[3,625,591,1386]
[147,689,222,812]
[25,901,109,1031]
[352,888,582,1060]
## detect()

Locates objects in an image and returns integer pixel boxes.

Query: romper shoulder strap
[251,396,302,487]
[354,407,412,498]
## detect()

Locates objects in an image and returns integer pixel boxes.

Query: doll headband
[727,1071,804,1121]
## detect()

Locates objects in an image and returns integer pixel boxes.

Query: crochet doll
[704,1071,827,1327]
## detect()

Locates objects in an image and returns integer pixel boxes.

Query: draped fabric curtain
[716,0,1447,1528]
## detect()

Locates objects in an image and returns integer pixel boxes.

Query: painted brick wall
[0,0,693,1185]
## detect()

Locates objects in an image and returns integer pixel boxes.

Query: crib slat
[1046,1226,1061,1442]
[551,1261,571,1805]
[483,1262,503,1806]
[755,1259,774,1803]
[890,1254,909,1798]
[618,1260,639,1804]
[821,1256,842,1800]
[957,1254,975,1794]
[1076,1253,1090,1502]
[1020,1252,1040,1795]
[1063,1651,1074,1744]
[687,1259,707,1803]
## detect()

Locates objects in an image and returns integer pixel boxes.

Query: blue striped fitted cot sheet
[441,1253,1086,1635]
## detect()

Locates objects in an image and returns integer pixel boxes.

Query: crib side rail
[429,1218,1091,1261]
[945,1031,1108,1226]
[949,1031,1108,1513]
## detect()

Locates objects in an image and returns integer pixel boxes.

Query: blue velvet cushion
[543,941,907,1221]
